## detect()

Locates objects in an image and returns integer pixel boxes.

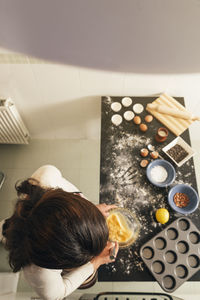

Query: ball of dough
[133,103,144,114]
[122,97,132,107]
[111,114,122,126]
[111,102,122,112]
[133,116,141,125]
[124,111,135,121]
[139,123,148,132]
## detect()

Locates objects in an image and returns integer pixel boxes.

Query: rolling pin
[147,103,200,121]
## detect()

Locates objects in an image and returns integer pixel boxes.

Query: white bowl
[162,137,195,167]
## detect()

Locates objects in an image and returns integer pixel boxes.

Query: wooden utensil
[147,103,200,121]
[146,93,197,136]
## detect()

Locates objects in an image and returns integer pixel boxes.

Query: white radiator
[0,98,30,144]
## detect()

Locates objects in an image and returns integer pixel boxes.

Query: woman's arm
[23,262,94,300]
[96,203,118,217]
[91,241,119,270]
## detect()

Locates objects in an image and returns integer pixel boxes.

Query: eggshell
[133,116,141,125]
[139,123,148,132]
[140,159,149,168]
[150,151,159,159]
[140,148,149,157]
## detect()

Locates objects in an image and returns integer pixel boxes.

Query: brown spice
[173,192,190,208]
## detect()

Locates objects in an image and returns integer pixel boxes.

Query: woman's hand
[91,241,119,271]
[96,203,117,218]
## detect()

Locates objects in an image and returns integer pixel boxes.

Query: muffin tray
[140,217,200,293]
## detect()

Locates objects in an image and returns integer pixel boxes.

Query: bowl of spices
[146,159,176,187]
[162,137,195,167]
[168,184,199,214]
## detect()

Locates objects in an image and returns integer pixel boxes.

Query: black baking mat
[98,96,200,282]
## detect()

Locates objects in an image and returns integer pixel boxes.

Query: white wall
[0,56,200,140]
[1,0,200,73]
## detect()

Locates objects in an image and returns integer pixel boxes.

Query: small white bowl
[162,137,195,167]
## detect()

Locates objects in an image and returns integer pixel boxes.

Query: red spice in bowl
[174,192,190,208]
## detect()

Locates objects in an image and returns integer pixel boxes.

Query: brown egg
[140,148,149,157]
[145,115,153,123]
[139,123,148,132]
[150,151,159,159]
[133,116,141,125]
[140,159,149,168]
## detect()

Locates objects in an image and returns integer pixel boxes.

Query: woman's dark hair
[3,179,109,272]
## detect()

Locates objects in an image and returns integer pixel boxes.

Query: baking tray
[140,217,200,293]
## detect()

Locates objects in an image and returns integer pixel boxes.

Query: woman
[0,165,118,300]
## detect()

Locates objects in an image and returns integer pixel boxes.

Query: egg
[133,116,141,125]
[140,159,149,168]
[145,115,153,123]
[150,151,159,159]
[140,148,149,157]
[139,123,148,132]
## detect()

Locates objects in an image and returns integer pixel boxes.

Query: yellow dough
[107,212,133,243]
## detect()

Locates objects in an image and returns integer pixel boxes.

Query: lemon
[155,208,169,224]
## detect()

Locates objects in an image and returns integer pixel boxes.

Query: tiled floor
[0,138,200,300]
[0,139,100,290]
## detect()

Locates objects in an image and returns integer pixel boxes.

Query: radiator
[0,98,30,144]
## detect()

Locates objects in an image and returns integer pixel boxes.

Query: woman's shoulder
[31,165,80,192]
[31,165,61,182]
[31,165,62,189]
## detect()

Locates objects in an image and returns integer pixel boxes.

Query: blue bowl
[168,184,199,214]
[146,159,176,187]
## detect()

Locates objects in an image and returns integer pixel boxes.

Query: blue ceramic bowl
[168,184,199,214]
[146,159,176,187]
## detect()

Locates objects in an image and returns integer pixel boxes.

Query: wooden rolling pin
[147,103,200,121]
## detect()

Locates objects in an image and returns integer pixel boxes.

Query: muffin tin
[140,217,200,293]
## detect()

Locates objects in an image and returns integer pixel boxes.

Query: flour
[150,165,168,182]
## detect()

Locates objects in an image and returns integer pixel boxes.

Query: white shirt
[0,165,94,300]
